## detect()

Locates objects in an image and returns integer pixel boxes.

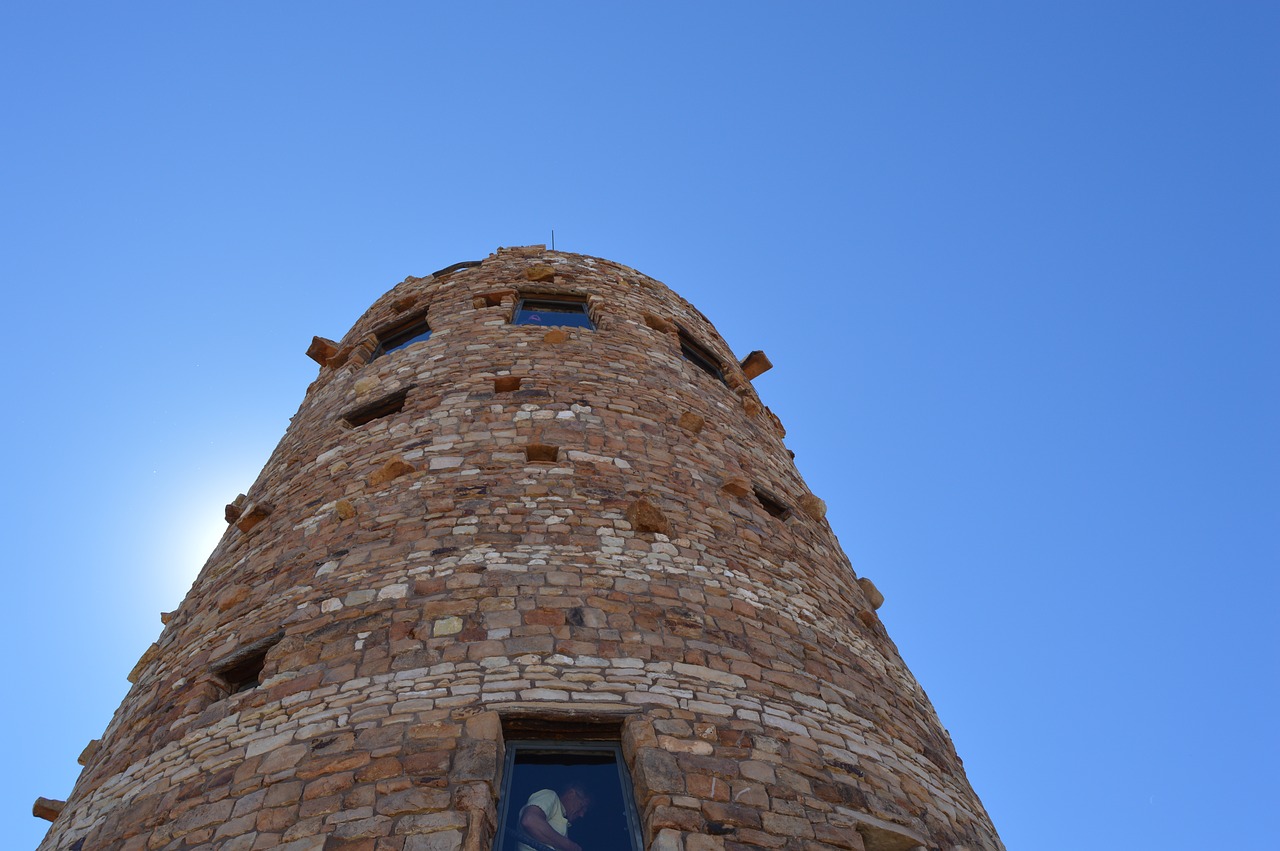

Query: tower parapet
[38,247,1002,851]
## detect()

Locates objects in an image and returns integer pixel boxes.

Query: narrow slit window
[753,486,791,520]
[494,376,522,393]
[342,388,411,427]
[513,297,594,330]
[373,313,432,359]
[213,632,283,695]
[678,329,724,382]
[494,741,642,851]
[525,444,560,463]
[219,653,267,694]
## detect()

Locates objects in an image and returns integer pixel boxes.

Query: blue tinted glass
[380,326,431,355]
[514,301,594,329]
[496,744,641,851]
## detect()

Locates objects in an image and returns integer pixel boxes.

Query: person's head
[560,783,592,822]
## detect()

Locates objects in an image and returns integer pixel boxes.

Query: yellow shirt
[519,789,568,851]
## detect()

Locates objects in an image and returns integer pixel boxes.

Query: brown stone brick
[729,829,788,849]
[813,823,866,851]
[325,838,378,851]
[647,805,705,833]
[686,774,731,802]
[702,802,763,830]
[761,812,815,839]
[253,804,296,832]
[369,457,416,487]
[32,797,64,822]
[626,495,670,535]
[263,782,304,808]
[356,757,403,783]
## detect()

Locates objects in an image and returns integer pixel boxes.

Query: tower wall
[40,247,1001,851]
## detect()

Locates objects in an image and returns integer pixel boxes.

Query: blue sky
[4,4,1277,849]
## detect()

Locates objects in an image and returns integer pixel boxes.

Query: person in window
[517,782,592,851]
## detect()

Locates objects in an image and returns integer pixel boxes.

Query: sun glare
[144,463,260,604]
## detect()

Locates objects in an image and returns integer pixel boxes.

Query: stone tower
[37,247,1002,851]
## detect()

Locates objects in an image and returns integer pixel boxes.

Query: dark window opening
[494,741,642,851]
[373,314,432,359]
[495,376,523,393]
[219,653,267,693]
[513,297,594,330]
[754,486,791,520]
[342,388,411,427]
[214,631,283,695]
[525,444,559,463]
[678,329,724,382]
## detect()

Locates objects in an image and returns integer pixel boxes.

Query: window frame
[492,740,643,851]
[372,312,433,359]
[677,327,725,383]
[753,485,792,520]
[512,295,595,330]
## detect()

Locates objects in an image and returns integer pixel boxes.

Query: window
[513,297,594,329]
[494,376,522,393]
[678,329,724,382]
[753,486,791,520]
[213,631,283,695]
[525,444,560,463]
[373,314,432,359]
[494,742,642,851]
[218,653,268,694]
[342,388,411,427]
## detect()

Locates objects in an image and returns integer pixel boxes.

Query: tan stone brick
[626,496,670,535]
[32,797,64,822]
[856,577,884,610]
[398,811,467,835]
[403,830,464,851]
[685,835,725,851]
[369,457,415,487]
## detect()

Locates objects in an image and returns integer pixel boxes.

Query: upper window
[493,741,642,851]
[753,486,792,520]
[212,631,283,696]
[218,651,269,694]
[513,297,594,330]
[343,388,411,427]
[678,329,724,382]
[373,314,432,359]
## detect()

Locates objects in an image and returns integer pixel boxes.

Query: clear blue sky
[4,4,1276,849]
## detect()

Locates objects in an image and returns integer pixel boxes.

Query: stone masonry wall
[38,247,1002,851]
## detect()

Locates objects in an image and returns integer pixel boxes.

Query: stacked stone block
[37,246,1002,851]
